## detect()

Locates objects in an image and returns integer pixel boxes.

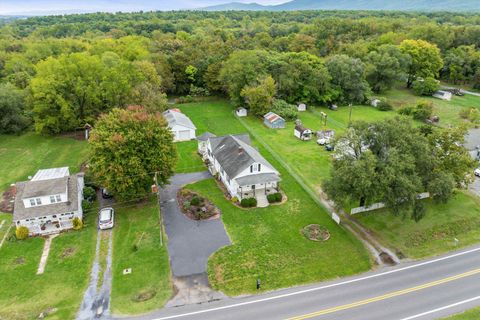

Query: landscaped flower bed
[302,224,330,242]
[178,188,221,220]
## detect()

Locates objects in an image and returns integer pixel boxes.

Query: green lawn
[180,101,371,295]
[0,211,97,320]
[444,307,480,319]
[356,191,480,259]
[379,85,480,127]
[0,132,88,191]
[175,140,205,173]
[110,198,172,315]
[0,212,12,243]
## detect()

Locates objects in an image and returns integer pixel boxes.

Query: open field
[111,198,172,315]
[180,101,371,295]
[0,211,97,320]
[0,133,88,191]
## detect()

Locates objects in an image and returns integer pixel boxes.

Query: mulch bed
[0,185,16,213]
[177,189,221,220]
[302,224,330,242]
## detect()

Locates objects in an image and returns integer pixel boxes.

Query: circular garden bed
[178,189,221,220]
[302,224,330,242]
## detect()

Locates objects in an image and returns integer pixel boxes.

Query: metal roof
[264,112,285,123]
[197,132,217,142]
[22,177,68,198]
[31,167,69,181]
[235,173,281,186]
[162,109,197,130]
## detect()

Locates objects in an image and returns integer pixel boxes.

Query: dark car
[101,188,113,199]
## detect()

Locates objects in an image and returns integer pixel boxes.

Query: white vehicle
[475,168,480,177]
[99,207,114,230]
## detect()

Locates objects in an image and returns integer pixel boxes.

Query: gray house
[264,112,285,129]
[13,167,84,236]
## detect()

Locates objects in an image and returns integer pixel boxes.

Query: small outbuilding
[297,103,307,112]
[197,132,217,156]
[264,112,285,129]
[433,90,453,101]
[236,107,248,117]
[370,99,381,107]
[294,125,313,141]
[163,109,197,142]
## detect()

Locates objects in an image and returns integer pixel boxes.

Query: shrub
[72,217,83,230]
[82,200,93,213]
[240,197,257,208]
[231,196,238,203]
[413,101,434,122]
[132,244,138,252]
[398,106,414,116]
[83,186,96,202]
[412,77,439,96]
[183,201,191,210]
[377,99,393,111]
[271,99,298,121]
[267,192,283,203]
[15,226,29,240]
[190,196,201,206]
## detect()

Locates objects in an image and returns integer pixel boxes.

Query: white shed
[371,99,381,107]
[294,125,313,141]
[162,109,197,142]
[236,107,248,117]
[297,103,307,112]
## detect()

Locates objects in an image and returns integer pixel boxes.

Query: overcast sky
[0,0,289,14]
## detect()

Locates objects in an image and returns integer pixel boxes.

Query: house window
[35,198,42,205]
[56,195,61,202]
[30,199,36,206]
[250,163,261,173]
[50,196,56,203]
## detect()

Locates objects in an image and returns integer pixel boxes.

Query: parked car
[475,168,480,177]
[101,188,113,199]
[325,144,334,151]
[99,207,115,230]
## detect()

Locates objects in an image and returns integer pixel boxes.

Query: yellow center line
[286,268,480,320]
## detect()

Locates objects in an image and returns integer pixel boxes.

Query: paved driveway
[161,172,231,277]
[469,177,480,197]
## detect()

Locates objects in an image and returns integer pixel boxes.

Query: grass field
[0,211,97,320]
[110,198,172,315]
[180,101,371,295]
[0,132,88,192]
[175,140,205,173]
[444,307,480,319]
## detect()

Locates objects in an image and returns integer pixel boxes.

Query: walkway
[36,234,58,274]
[160,172,231,306]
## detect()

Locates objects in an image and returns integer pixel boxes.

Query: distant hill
[202,0,480,12]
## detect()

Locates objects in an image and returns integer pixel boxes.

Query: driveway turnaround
[161,172,231,277]
[121,245,480,320]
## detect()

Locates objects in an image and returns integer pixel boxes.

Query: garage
[162,109,197,142]
[178,130,192,141]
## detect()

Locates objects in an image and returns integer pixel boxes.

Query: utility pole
[154,172,164,246]
[348,103,353,126]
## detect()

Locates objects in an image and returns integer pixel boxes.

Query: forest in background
[1,10,480,134]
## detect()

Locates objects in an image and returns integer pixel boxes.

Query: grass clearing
[0,210,97,320]
[444,307,480,319]
[110,198,172,315]
[180,101,371,295]
[175,140,205,173]
[0,132,88,191]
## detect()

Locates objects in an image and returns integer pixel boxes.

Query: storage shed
[297,103,307,112]
[162,109,197,142]
[294,125,313,141]
[263,112,285,129]
[236,107,248,117]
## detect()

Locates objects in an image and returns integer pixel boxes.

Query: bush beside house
[240,198,257,208]
[267,192,283,203]
[15,226,29,240]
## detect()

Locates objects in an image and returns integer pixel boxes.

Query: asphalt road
[127,245,480,320]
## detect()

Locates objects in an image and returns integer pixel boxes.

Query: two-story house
[13,167,84,236]
[200,134,281,202]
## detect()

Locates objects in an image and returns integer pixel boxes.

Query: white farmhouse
[162,109,197,142]
[13,167,84,236]
[200,134,281,202]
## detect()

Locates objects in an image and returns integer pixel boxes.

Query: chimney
[238,147,244,155]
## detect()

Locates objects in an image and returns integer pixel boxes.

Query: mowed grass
[356,191,480,259]
[444,307,480,319]
[175,140,205,173]
[0,211,97,320]
[180,101,371,295]
[0,132,88,191]
[0,212,13,243]
[111,198,172,315]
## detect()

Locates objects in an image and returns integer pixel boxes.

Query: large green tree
[88,106,177,200]
[241,75,276,117]
[399,39,443,88]
[0,83,29,134]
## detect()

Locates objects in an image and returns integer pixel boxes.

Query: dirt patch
[302,224,330,242]
[132,289,157,302]
[61,247,77,258]
[0,185,16,213]
[13,256,25,265]
[177,189,221,220]
[379,252,396,266]
[214,265,225,285]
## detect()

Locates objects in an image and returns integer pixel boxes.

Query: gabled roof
[295,125,311,133]
[208,134,277,179]
[197,132,217,142]
[162,109,196,130]
[264,112,284,123]
[23,177,68,198]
